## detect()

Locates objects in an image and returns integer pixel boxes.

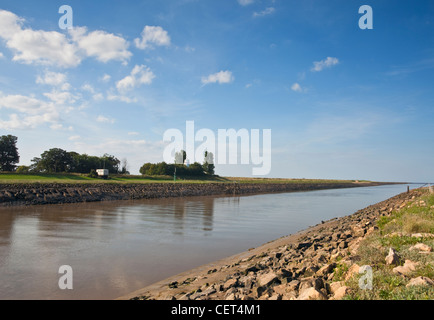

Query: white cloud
[238,0,254,6]
[128,132,140,136]
[311,57,339,72]
[69,26,131,64]
[36,71,71,90]
[201,70,234,85]
[96,115,115,124]
[0,52,4,59]
[71,138,166,174]
[291,82,306,93]
[0,93,61,129]
[253,7,275,17]
[101,74,111,82]
[134,26,171,50]
[43,90,77,105]
[81,84,95,93]
[68,135,81,141]
[93,93,104,101]
[116,65,155,92]
[106,92,137,103]
[0,10,131,68]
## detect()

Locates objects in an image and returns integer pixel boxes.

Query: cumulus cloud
[134,26,171,50]
[311,57,339,72]
[253,7,275,17]
[36,71,71,90]
[201,70,234,85]
[0,9,131,68]
[68,135,81,141]
[291,83,303,92]
[96,115,115,124]
[238,0,254,6]
[0,93,61,129]
[69,26,131,64]
[43,90,77,105]
[0,52,4,59]
[116,65,155,92]
[101,74,111,82]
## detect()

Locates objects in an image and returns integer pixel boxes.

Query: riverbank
[119,187,433,300]
[0,180,393,207]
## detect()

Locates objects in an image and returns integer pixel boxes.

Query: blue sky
[0,0,433,182]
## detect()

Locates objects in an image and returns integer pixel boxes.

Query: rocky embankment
[0,181,387,206]
[121,188,432,300]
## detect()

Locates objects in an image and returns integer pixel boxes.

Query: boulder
[409,243,432,253]
[385,248,400,265]
[329,281,345,294]
[297,287,327,300]
[406,276,434,287]
[344,264,360,281]
[257,271,279,287]
[316,263,337,277]
[333,286,351,300]
[393,260,419,276]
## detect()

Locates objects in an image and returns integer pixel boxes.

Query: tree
[174,150,186,164]
[203,151,215,175]
[32,148,73,172]
[101,154,120,174]
[120,158,130,175]
[0,135,20,172]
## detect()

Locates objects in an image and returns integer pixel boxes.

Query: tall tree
[32,148,73,172]
[174,150,187,164]
[203,151,215,175]
[0,135,20,172]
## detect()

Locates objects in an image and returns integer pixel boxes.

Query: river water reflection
[0,184,417,299]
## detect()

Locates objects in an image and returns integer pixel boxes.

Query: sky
[0,0,433,182]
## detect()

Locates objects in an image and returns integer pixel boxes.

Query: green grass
[0,173,371,185]
[342,190,434,300]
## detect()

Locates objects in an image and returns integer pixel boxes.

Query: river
[0,183,419,299]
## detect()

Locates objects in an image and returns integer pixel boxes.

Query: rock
[298,277,324,291]
[316,263,336,277]
[329,281,344,294]
[409,243,432,253]
[406,276,434,287]
[338,241,348,249]
[225,293,237,300]
[344,264,360,281]
[222,278,238,290]
[297,287,327,300]
[385,248,401,265]
[297,242,312,250]
[257,271,279,287]
[268,293,282,300]
[332,286,351,300]
[393,260,420,276]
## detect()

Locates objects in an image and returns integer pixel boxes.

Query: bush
[16,165,30,174]
[88,169,98,178]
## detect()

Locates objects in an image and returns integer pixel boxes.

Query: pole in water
[407,186,410,193]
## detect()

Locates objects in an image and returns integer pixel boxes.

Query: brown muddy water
[0,184,417,299]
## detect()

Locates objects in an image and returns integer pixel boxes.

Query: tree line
[140,150,215,176]
[0,135,215,177]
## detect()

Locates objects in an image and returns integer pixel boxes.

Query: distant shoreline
[0,180,401,207]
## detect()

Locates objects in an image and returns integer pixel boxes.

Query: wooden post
[407,186,410,193]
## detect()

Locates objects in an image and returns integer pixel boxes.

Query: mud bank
[0,181,392,207]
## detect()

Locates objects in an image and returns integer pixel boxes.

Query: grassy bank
[341,191,434,300]
[0,172,370,185]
